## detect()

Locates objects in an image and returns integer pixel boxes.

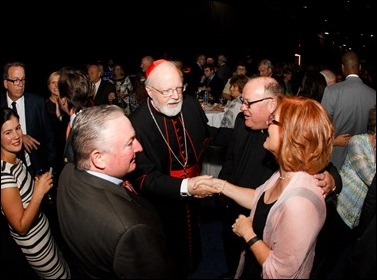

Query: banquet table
[204,105,225,128]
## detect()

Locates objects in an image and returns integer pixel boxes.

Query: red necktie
[122,180,137,194]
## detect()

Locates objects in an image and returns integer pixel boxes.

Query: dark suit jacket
[186,62,204,96]
[345,215,376,279]
[93,79,116,106]
[216,63,232,86]
[57,163,174,279]
[357,173,376,236]
[1,92,57,176]
[201,74,224,103]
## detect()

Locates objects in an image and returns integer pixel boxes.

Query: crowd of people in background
[1,49,375,279]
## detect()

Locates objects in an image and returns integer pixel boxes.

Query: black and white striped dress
[1,160,70,279]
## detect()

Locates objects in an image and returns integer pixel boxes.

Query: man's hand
[334,133,351,147]
[22,134,40,153]
[188,175,219,198]
[314,170,336,198]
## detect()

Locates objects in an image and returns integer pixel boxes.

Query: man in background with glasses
[128,59,229,278]
[217,76,342,279]
[1,61,56,177]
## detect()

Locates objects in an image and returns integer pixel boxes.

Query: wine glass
[36,168,54,205]
[218,97,225,107]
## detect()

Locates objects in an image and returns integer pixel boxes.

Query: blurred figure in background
[57,66,90,163]
[1,61,57,177]
[133,55,154,106]
[108,63,138,116]
[222,61,248,102]
[44,70,69,178]
[321,50,376,169]
[219,74,249,128]
[87,63,116,106]
[320,69,337,87]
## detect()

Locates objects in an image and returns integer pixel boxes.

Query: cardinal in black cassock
[129,60,217,278]
[130,95,211,276]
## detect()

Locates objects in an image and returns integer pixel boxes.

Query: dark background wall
[1,0,375,96]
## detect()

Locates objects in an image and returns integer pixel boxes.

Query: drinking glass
[36,168,54,204]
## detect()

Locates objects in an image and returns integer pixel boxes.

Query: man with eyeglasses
[128,59,228,278]
[1,61,57,177]
[217,76,342,279]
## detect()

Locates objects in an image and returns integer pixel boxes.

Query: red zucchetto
[145,59,168,78]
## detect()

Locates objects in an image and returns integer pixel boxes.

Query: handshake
[187,175,227,198]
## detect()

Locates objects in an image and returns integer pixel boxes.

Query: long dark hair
[1,107,19,129]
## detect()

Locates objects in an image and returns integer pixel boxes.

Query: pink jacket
[235,171,326,279]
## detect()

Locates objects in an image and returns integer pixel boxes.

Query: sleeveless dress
[1,159,70,279]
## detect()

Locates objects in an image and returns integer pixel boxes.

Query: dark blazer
[357,173,376,236]
[186,62,204,96]
[216,63,232,86]
[343,173,377,278]
[1,92,57,176]
[344,215,376,279]
[202,74,224,103]
[93,79,116,106]
[57,163,174,279]
[45,98,69,176]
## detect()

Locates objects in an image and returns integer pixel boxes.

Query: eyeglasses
[151,85,186,97]
[240,97,273,108]
[268,114,281,126]
[6,78,26,86]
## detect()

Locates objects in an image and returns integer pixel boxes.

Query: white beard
[152,98,183,117]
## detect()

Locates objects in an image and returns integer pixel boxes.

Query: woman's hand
[58,97,70,115]
[188,175,225,197]
[34,172,54,199]
[232,214,255,242]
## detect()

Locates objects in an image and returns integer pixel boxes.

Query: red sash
[170,164,200,179]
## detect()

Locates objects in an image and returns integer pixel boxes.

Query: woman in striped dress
[1,107,70,279]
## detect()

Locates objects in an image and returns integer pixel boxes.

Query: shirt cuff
[180,178,191,196]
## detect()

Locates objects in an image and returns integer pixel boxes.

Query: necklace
[147,99,188,169]
[279,173,291,180]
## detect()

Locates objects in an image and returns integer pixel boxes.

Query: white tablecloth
[204,106,225,128]
[201,106,226,176]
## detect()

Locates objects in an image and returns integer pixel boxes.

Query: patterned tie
[122,180,137,194]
